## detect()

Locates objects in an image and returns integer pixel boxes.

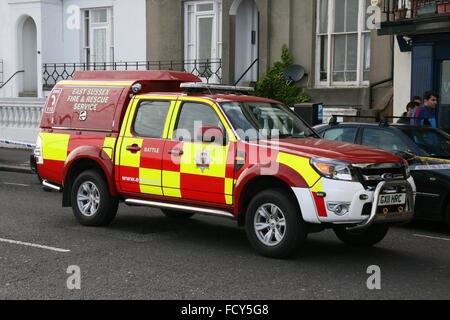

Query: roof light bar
[180,82,255,93]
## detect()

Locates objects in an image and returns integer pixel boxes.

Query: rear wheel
[71,170,118,226]
[333,224,389,246]
[245,189,306,259]
[162,209,195,219]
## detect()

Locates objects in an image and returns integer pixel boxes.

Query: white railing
[0,100,45,147]
[0,105,42,128]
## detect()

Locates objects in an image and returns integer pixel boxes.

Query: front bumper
[293,177,416,228]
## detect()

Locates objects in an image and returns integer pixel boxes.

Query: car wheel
[245,188,306,259]
[333,224,389,246]
[161,209,195,219]
[71,170,118,226]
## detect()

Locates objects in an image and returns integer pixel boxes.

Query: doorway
[233,0,259,85]
[22,16,37,95]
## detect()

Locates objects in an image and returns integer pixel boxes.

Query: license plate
[378,193,406,206]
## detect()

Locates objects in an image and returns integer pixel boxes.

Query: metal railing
[42,59,223,88]
[382,0,450,22]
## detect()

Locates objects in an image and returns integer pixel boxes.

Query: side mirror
[198,126,226,145]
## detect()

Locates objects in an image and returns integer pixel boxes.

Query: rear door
[117,97,176,195]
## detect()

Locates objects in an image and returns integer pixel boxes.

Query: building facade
[146,0,394,114]
[378,0,450,130]
[0,0,147,98]
[0,0,395,117]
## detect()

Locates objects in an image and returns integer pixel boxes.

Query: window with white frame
[184,0,222,82]
[82,7,114,65]
[316,0,371,87]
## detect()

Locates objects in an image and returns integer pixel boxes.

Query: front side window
[361,128,408,154]
[173,102,224,143]
[316,0,371,86]
[401,128,450,158]
[221,102,317,140]
[134,101,171,138]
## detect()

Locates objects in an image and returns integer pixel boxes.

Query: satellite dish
[284,65,306,85]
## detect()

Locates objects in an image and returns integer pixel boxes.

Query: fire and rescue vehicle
[33,70,416,258]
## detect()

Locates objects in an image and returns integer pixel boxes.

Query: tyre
[333,224,389,247]
[245,188,306,259]
[71,170,118,226]
[162,209,195,219]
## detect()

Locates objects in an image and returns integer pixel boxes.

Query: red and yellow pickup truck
[33,70,415,258]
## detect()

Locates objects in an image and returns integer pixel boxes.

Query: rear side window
[322,127,357,143]
[133,101,171,138]
[361,128,408,154]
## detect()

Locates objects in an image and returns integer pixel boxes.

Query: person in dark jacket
[397,101,419,124]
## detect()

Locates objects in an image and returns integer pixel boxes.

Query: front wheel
[71,170,118,226]
[333,224,389,246]
[245,189,306,259]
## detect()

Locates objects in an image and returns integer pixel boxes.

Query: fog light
[327,202,351,216]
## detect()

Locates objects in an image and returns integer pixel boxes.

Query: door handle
[126,144,141,153]
[168,148,184,156]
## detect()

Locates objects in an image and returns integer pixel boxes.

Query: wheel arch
[236,175,301,227]
[62,147,117,207]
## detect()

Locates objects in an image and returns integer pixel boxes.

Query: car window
[322,127,357,143]
[400,127,450,158]
[173,102,224,143]
[133,100,171,138]
[221,102,317,140]
[361,128,408,154]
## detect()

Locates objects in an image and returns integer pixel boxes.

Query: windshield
[400,127,450,158]
[220,101,317,141]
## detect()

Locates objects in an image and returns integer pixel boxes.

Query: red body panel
[258,139,402,164]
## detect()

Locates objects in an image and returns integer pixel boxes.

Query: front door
[118,98,175,195]
[162,100,235,205]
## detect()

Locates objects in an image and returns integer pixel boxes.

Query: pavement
[0,170,449,300]
[0,147,33,174]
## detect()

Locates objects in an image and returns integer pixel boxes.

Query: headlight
[311,157,356,181]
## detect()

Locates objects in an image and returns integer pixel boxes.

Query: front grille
[352,162,406,189]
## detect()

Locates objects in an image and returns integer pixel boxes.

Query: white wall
[0,0,44,98]
[62,0,147,63]
[393,41,412,117]
[0,0,147,98]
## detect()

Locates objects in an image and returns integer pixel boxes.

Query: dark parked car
[315,120,450,228]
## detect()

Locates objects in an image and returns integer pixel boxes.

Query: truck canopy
[40,71,202,132]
